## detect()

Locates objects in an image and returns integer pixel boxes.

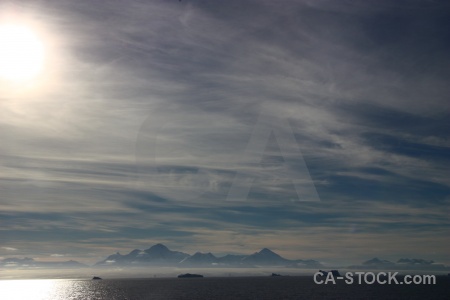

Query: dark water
[1,276,449,299]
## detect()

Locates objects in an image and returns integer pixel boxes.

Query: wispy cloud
[2,247,17,251]
[0,0,448,265]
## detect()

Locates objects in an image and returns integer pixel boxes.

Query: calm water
[0,276,449,300]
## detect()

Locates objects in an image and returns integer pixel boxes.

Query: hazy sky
[1,0,449,266]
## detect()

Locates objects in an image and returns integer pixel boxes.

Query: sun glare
[0,24,45,83]
[0,280,56,300]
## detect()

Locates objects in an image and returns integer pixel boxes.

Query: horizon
[1,0,449,279]
[2,242,449,271]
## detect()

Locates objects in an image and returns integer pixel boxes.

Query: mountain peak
[180,251,217,265]
[95,244,320,268]
[241,247,289,266]
[129,249,141,255]
[145,243,169,253]
[259,248,275,254]
[363,257,394,265]
[257,248,282,259]
[192,252,216,258]
[151,243,168,249]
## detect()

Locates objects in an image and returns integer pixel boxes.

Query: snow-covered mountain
[348,257,449,271]
[96,243,189,266]
[179,252,218,266]
[96,244,322,268]
[241,248,290,266]
[348,257,450,271]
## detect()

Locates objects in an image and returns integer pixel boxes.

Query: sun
[0,24,45,83]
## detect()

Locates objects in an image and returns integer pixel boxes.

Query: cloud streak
[0,0,449,266]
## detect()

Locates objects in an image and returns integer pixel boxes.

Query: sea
[0,276,449,300]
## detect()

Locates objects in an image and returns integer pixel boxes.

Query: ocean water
[0,276,449,300]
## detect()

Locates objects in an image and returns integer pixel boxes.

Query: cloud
[2,247,17,251]
[0,0,448,265]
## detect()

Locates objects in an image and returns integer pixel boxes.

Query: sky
[0,0,449,266]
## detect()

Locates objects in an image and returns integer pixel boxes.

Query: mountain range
[349,257,449,271]
[3,245,449,271]
[95,244,322,268]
